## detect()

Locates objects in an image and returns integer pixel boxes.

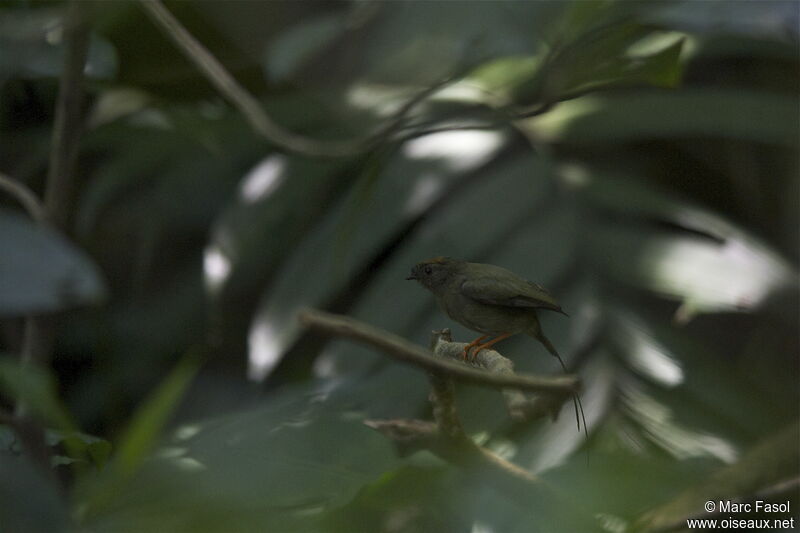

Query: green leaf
[508,1,686,106]
[112,353,201,480]
[0,359,114,472]
[264,13,347,83]
[526,89,800,146]
[248,132,508,380]
[591,224,795,317]
[47,429,113,470]
[0,210,106,316]
[545,28,685,99]
[79,392,398,532]
[579,173,798,318]
[0,356,74,430]
[0,7,117,84]
[645,0,800,42]
[635,421,800,531]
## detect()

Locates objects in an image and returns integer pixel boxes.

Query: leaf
[272,2,561,88]
[634,421,800,531]
[578,173,798,319]
[248,130,508,380]
[526,89,800,146]
[0,6,117,84]
[644,0,800,42]
[47,429,113,470]
[264,13,347,83]
[543,28,685,100]
[507,0,686,106]
[111,353,201,480]
[590,222,796,319]
[0,355,74,430]
[0,210,106,316]
[79,392,398,532]
[0,454,69,533]
[0,358,116,473]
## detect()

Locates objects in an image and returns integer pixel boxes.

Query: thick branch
[427,331,463,438]
[297,309,579,394]
[430,330,572,422]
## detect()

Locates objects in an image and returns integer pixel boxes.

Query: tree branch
[44,0,90,230]
[297,309,579,394]
[13,0,90,475]
[430,329,573,422]
[426,330,465,440]
[364,418,540,484]
[306,310,593,522]
[138,0,460,158]
[0,172,46,224]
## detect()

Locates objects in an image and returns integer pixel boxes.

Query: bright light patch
[558,162,592,188]
[239,155,287,204]
[623,383,738,463]
[522,96,604,142]
[626,31,686,57]
[402,130,505,172]
[346,85,412,116]
[346,80,485,116]
[248,316,283,381]
[643,237,790,314]
[203,245,231,294]
[175,424,201,441]
[627,331,683,387]
[45,26,62,45]
[470,522,495,533]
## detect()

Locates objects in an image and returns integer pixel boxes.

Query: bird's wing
[460,276,567,315]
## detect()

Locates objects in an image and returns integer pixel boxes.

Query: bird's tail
[534,332,588,445]
[536,332,568,372]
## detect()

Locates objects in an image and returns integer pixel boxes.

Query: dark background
[1,1,798,532]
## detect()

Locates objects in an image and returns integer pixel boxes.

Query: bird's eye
[424,265,432,275]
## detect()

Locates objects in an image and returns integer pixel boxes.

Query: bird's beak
[405,275,416,280]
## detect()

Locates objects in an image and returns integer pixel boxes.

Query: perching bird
[406,256,586,432]
[406,256,567,365]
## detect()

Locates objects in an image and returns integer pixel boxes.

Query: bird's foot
[462,335,489,361]
[468,332,513,362]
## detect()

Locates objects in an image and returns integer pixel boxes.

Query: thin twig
[297,309,579,394]
[0,172,46,224]
[138,0,460,158]
[364,418,540,486]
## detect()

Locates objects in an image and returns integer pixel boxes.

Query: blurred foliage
[0,1,798,532]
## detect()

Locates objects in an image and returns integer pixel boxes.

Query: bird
[406,256,586,432]
[406,256,567,363]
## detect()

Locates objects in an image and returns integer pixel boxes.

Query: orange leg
[469,332,513,361]
[462,335,489,360]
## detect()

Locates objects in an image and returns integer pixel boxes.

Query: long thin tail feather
[536,333,589,454]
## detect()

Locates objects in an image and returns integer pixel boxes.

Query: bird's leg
[462,335,489,360]
[469,332,513,361]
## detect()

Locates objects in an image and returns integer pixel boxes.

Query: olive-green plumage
[408,256,586,435]
[406,256,567,364]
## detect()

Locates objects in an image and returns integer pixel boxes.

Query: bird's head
[406,256,463,295]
